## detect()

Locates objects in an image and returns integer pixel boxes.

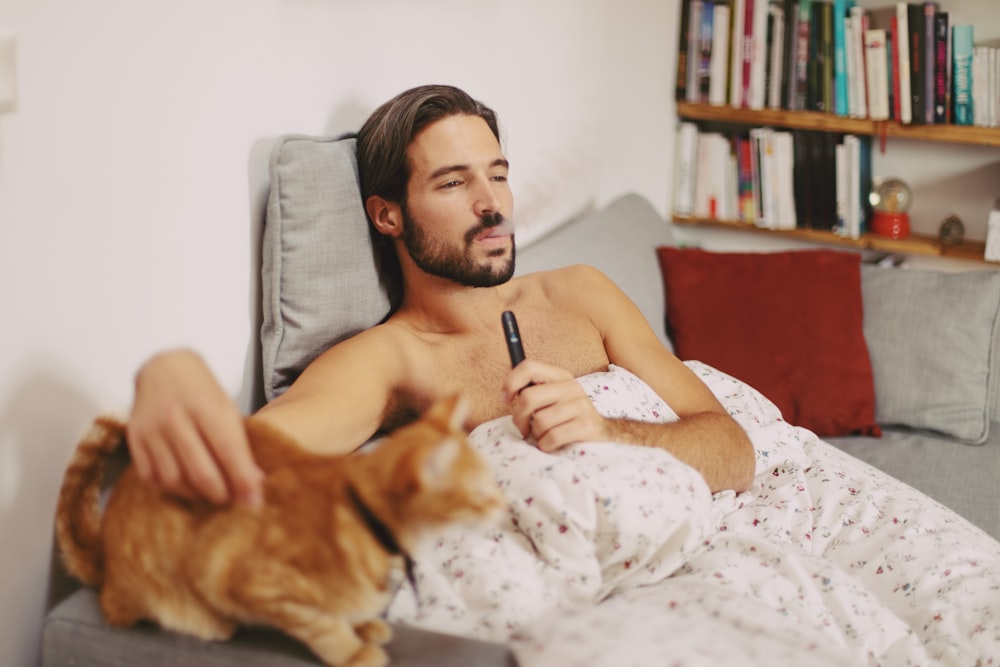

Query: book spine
[933,11,948,123]
[741,0,756,107]
[735,135,756,222]
[709,3,732,105]
[865,29,890,120]
[782,0,799,108]
[792,0,813,110]
[891,16,901,121]
[951,25,973,125]
[748,0,770,109]
[673,122,700,216]
[821,2,835,113]
[923,1,936,123]
[849,7,868,119]
[730,0,746,107]
[677,0,692,101]
[698,1,715,103]
[767,4,786,109]
[833,0,852,115]
[686,0,704,103]
[896,2,912,123]
[908,2,924,123]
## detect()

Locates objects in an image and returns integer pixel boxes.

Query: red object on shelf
[870,211,911,239]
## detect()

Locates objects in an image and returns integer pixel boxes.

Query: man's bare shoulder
[514,264,613,297]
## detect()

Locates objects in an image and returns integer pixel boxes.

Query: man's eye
[491,174,508,183]
[440,180,462,189]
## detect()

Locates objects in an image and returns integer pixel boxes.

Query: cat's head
[352,394,504,549]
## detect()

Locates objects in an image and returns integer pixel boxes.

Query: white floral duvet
[387,362,1000,666]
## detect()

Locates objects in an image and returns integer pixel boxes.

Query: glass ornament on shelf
[868,178,912,240]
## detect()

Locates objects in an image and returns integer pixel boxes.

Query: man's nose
[472,177,502,217]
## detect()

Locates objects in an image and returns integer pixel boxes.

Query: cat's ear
[419,437,461,487]
[427,394,470,433]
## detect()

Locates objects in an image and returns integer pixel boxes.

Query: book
[832,0,856,115]
[834,141,848,235]
[698,1,716,103]
[673,122,700,216]
[847,7,868,119]
[868,6,898,118]
[677,0,692,101]
[896,2,912,123]
[973,46,989,127]
[741,0,757,106]
[951,25,974,125]
[923,2,937,123]
[819,2,835,112]
[781,0,799,108]
[748,0,771,108]
[730,0,747,107]
[686,1,704,103]
[767,2,787,109]
[735,135,757,222]
[773,131,798,229]
[907,2,925,123]
[790,0,814,110]
[933,11,948,123]
[865,29,891,120]
[709,2,732,105]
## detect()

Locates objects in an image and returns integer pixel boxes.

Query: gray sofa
[43,188,1000,666]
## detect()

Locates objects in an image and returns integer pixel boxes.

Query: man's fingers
[167,416,232,505]
[198,409,263,508]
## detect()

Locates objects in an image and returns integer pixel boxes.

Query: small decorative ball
[939,214,965,245]
[869,178,913,213]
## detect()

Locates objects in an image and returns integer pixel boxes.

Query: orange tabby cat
[55,394,503,667]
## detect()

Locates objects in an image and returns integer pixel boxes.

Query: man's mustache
[465,213,513,245]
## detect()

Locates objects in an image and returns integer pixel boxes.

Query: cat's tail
[54,415,127,587]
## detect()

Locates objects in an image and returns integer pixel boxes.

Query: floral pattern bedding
[387,362,1000,666]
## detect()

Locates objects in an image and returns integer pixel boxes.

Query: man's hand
[127,349,263,507]
[501,359,608,452]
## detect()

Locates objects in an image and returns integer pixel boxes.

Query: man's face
[399,114,515,288]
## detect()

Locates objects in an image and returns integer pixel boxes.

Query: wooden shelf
[672,215,993,263]
[676,102,1000,148]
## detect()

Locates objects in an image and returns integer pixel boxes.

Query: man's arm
[128,326,404,504]
[503,266,755,494]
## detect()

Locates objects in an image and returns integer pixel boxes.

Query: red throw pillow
[657,247,880,437]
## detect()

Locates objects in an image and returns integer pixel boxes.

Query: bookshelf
[676,102,1000,148]
[674,103,1000,263]
[672,0,1000,266]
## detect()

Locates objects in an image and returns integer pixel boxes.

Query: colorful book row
[675,0,999,127]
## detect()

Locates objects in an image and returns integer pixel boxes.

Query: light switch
[0,32,16,113]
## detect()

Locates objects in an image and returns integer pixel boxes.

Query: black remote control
[501,310,526,367]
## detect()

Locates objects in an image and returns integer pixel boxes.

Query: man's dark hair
[356,84,501,206]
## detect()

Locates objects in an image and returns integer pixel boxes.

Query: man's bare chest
[389,313,610,430]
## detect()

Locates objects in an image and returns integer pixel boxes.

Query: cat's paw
[354,618,392,644]
[344,644,389,667]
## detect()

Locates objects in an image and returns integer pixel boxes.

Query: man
[126,85,755,508]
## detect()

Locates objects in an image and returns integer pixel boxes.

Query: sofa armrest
[43,589,517,667]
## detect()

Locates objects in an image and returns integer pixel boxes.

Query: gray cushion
[861,265,1000,444]
[828,428,1000,542]
[261,135,391,402]
[516,193,677,351]
[43,588,515,667]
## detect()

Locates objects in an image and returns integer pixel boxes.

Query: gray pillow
[861,265,1000,444]
[261,135,392,401]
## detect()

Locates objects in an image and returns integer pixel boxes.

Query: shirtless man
[127,85,755,508]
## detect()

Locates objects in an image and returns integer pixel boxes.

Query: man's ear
[365,195,403,238]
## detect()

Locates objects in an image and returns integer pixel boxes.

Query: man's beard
[400,205,516,288]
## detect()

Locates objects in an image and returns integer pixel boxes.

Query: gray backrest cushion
[261,135,391,401]
[860,264,1000,444]
[516,193,677,351]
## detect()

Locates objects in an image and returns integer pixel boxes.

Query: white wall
[0,1,676,664]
